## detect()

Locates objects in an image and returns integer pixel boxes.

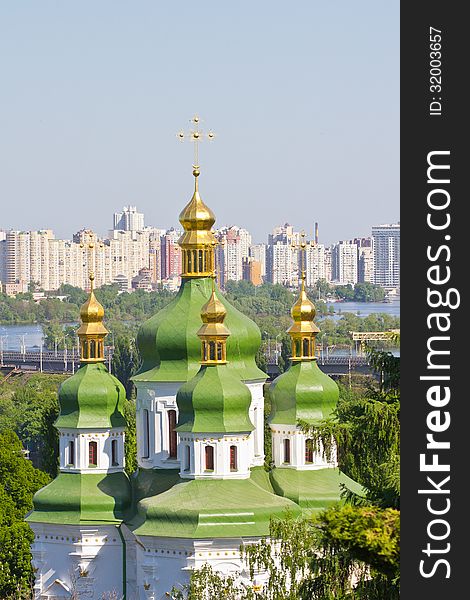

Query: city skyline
[0,2,399,244]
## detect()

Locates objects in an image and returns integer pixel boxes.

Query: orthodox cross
[80,230,103,291]
[177,115,216,167]
[291,231,310,282]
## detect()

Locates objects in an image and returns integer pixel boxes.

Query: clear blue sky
[0,1,399,245]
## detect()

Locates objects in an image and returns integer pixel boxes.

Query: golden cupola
[178,166,217,277]
[76,273,108,363]
[197,279,230,364]
[287,273,320,361]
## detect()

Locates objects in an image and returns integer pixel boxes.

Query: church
[26,158,359,599]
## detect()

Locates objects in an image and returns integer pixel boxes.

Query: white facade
[270,425,337,470]
[58,428,126,474]
[0,228,156,291]
[331,241,358,285]
[113,206,145,232]
[305,244,326,287]
[372,223,400,288]
[134,379,265,473]
[30,524,128,600]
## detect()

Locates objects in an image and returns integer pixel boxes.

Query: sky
[0,1,399,245]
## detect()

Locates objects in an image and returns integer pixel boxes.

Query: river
[0,301,400,351]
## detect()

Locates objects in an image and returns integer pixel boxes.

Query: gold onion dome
[179,167,216,233]
[197,280,230,363]
[288,276,319,335]
[288,274,319,361]
[77,273,108,362]
[178,167,217,278]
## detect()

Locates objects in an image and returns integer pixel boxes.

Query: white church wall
[30,523,125,599]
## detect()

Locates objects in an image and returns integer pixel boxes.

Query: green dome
[176,365,254,433]
[27,472,132,525]
[134,277,266,383]
[268,360,339,426]
[129,468,301,539]
[55,362,127,429]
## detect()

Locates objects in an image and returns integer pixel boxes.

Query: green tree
[111,335,140,399]
[0,430,50,598]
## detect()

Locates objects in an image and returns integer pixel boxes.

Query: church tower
[132,119,266,473]
[176,280,254,479]
[268,271,361,508]
[27,274,132,599]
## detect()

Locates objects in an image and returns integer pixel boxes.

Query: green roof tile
[268,360,339,425]
[55,362,126,429]
[133,277,266,383]
[269,467,365,510]
[27,472,132,525]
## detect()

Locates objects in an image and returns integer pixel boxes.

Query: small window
[205,446,214,471]
[209,341,216,361]
[143,409,150,459]
[68,440,75,466]
[230,445,237,471]
[283,439,291,464]
[305,439,314,464]
[111,439,118,466]
[168,410,177,458]
[198,249,204,272]
[303,338,310,357]
[184,445,191,472]
[217,342,223,361]
[90,340,96,358]
[89,441,98,466]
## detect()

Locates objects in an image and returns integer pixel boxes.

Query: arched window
[142,409,150,459]
[89,441,98,466]
[303,338,310,357]
[283,439,291,464]
[83,341,89,359]
[111,439,118,466]
[217,342,223,361]
[90,341,96,358]
[184,445,191,472]
[205,446,214,471]
[305,439,314,464]
[168,410,177,458]
[230,446,238,471]
[68,440,75,466]
[186,250,192,273]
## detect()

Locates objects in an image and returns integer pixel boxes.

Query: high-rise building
[113,206,145,232]
[242,257,263,286]
[214,226,252,287]
[161,228,182,281]
[305,243,326,287]
[267,224,299,287]
[372,223,400,288]
[249,244,266,278]
[331,241,358,285]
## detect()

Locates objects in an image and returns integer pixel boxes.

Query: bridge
[0,348,373,379]
[0,349,113,375]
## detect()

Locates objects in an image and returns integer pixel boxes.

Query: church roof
[55,362,126,429]
[133,276,266,383]
[268,360,339,425]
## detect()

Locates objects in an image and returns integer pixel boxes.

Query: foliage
[111,334,140,399]
[170,508,399,600]
[123,399,137,476]
[0,430,50,597]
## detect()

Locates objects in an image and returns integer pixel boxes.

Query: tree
[111,335,140,399]
[0,430,50,598]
